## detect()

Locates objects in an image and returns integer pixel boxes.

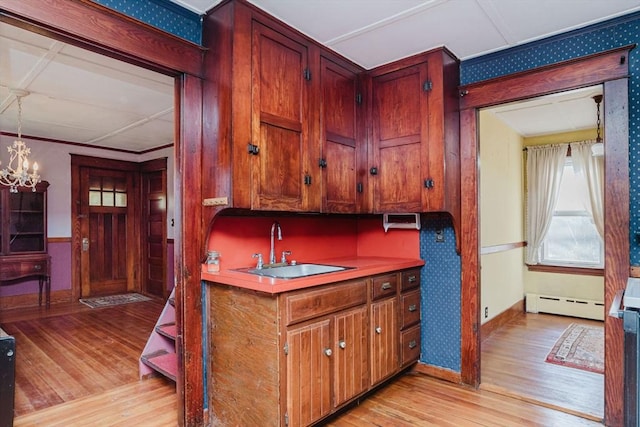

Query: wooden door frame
[459,45,633,426]
[0,2,206,426]
[71,155,142,299]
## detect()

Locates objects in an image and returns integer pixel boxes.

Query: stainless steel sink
[243,263,351,279]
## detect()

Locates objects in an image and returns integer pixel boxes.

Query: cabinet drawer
[0,258,48,281]
[401,269,420,291]
[400,325,420,366]
[371,273,398,300]
[285,280,367,325]
[400,290,420,329]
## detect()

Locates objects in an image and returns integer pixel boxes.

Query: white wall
[479,109,526,324]
[0,134,175,239]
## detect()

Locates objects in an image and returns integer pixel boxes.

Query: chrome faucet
[270,221,282,265]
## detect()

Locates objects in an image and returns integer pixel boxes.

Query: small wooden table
[0,254,51,308]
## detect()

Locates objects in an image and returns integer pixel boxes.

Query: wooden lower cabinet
[207,268,421,427]
[286,319,332,426]
[333,305,368,406]
[370,297,398,385]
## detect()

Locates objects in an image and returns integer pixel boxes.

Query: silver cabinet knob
[375,327,382,334]
[324,348,332,357]
[381,282,392,290]
[339,340,346,349]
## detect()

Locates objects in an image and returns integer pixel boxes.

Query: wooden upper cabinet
[203,2,458,220]
[250,22,312,212]
[368,48,460,216]
[203,1,366,215]
[320,55,364,213]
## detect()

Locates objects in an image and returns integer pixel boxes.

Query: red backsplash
[207,215,420,270]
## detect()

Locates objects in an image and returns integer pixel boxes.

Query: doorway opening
[459,46,631,426]
[477,86,604,419]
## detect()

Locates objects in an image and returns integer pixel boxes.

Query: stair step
[156,323,177,340]
[140,350,177,382]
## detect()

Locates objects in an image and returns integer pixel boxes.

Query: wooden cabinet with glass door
[0,181,50,307]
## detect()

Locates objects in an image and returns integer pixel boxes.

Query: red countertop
[201,256,424,294]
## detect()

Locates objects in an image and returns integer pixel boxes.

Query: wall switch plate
[435,228,445,243]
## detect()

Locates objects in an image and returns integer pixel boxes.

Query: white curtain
[570,140,604,239]
[526,144,569,264]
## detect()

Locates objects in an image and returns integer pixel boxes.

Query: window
[540,159,603,268]
[89,176,127,207]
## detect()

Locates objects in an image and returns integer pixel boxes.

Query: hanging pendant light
[0,89,41,192]
[591,94,604,157]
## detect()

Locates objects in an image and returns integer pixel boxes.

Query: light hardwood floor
[1,301,602,426]
[481,313,604,421]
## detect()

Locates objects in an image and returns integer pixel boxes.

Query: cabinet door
[334,305,368,406]
[320,56,362,213]
[286,319,332,426]
[251,22,311,212]
[370,297,398,385]
[371,62,429,213]
[6,187,46,254]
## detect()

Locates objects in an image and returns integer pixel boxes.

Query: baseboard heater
[525,293,604,321]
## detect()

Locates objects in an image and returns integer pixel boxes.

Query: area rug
[545,323,604,374]
[79,293,151,309]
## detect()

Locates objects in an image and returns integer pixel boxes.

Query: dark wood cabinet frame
[0,1,205,425]
[459,45,634,427]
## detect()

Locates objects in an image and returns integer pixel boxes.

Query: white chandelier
[1,89,40,192]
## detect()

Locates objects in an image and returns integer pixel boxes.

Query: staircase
[139,288,177,381]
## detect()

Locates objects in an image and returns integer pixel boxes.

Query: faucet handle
[281,250,292,264]
[252,253,264,269]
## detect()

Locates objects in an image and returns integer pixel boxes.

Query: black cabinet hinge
[357,182,363,193]
[303,68,312,81]
[356,93,363,105]
[423,80,433,92]
[304,175,312,185]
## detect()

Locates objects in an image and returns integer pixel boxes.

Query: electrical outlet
[484,307,488,318]
[435,228,445,243]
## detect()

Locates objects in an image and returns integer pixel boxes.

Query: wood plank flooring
[481,313,604,421]
[1,301,603,426]
[327,373,601,426]
[0,299,173,419]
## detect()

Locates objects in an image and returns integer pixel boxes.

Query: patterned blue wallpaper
[462,11,640,265]
[91,0,202,44]
[419,215,461,370]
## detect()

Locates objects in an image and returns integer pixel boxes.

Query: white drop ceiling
[0,0,638,152]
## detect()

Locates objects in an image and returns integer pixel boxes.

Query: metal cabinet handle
[338,340,346,349]
[409,340,417,349]
[408,275,417,283]
[375,327,382,334]
[381,282,392,290]
[324,348,332,357]
[33,264,42,271]
[82,237,89,252]
[408,304,417,312]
